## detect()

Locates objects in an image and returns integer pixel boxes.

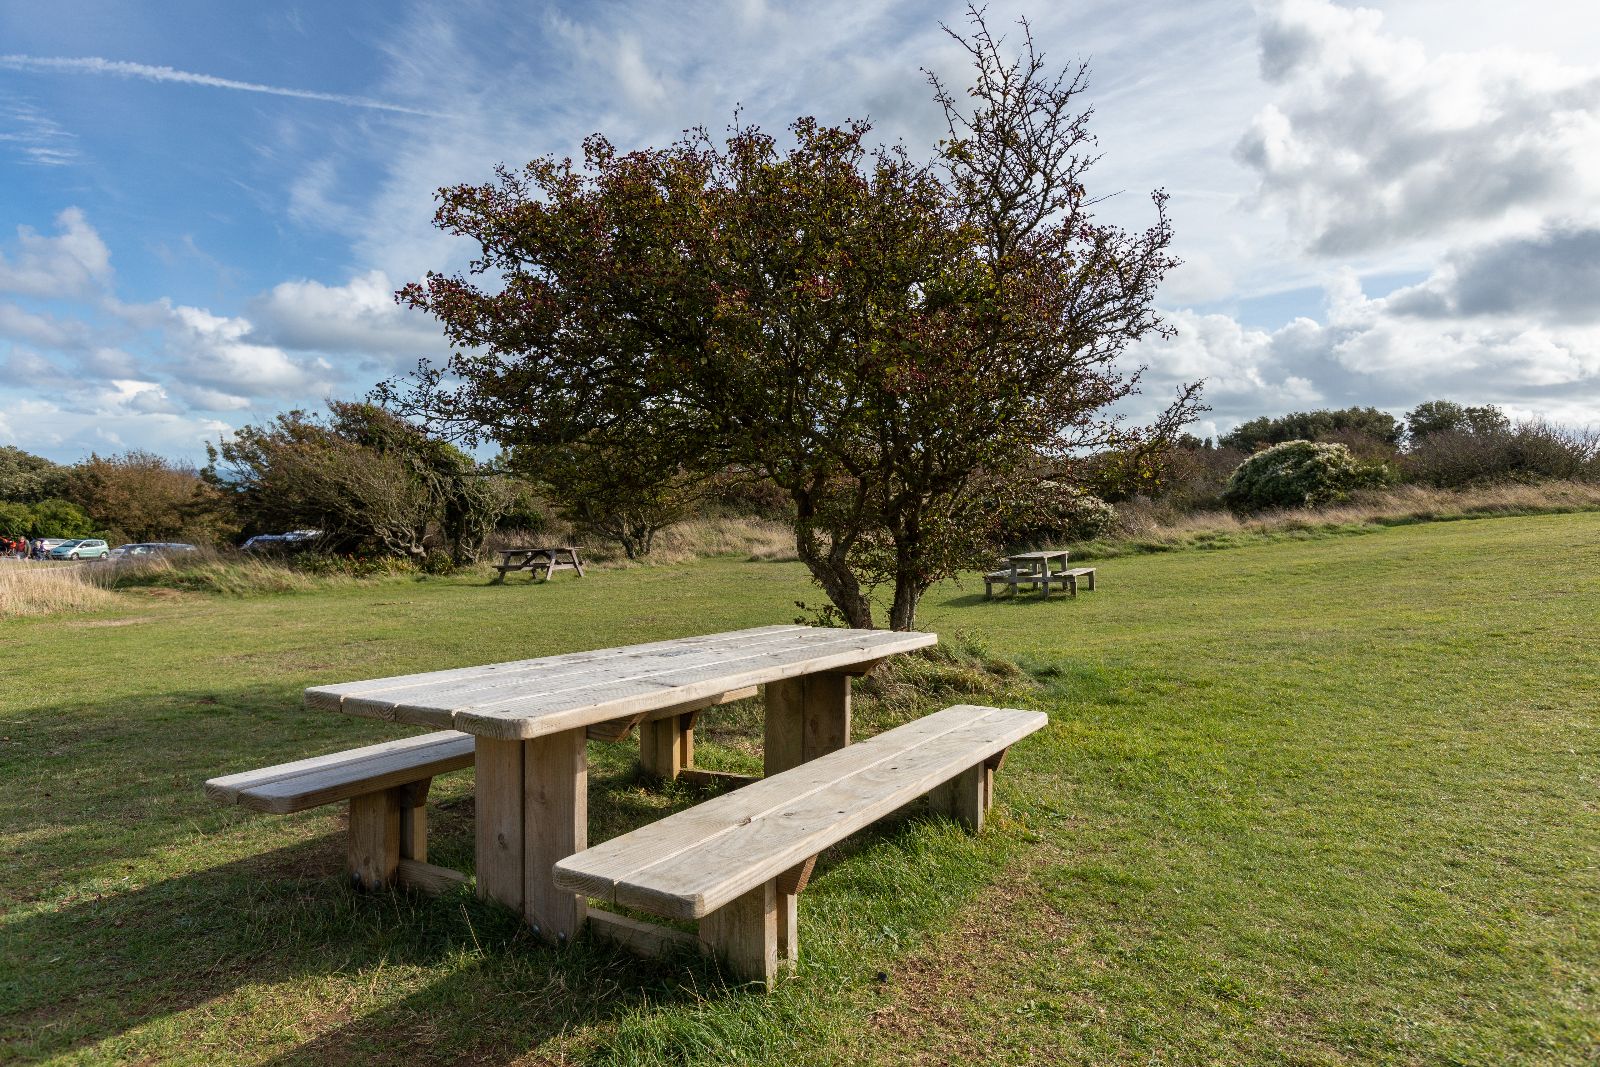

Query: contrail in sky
[0,55,443,117]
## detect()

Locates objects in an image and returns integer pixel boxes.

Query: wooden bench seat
[206,731,475,891]
[553,703,1047,987]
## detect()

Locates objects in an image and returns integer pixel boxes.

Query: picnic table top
[496,546,578,557]
[304,624,936,741]
[1008,549,1069,562]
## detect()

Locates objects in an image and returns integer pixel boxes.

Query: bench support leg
[928,763,988,831]
[398,778,431,862]
[523,728,588,944]
[348,789,402,890]
[699,879,779,988]
[764,671,851,777]
[639,711,695,781]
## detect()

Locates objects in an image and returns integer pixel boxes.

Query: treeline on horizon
[1,397,1596,563]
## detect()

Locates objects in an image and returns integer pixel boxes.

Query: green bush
[1222,440,1388,511]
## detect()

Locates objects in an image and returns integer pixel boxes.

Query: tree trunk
[888,573,926,632]
[792,524,875,629]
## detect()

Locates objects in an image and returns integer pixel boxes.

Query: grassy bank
[2,513,1597,1064]
[1074,479,1600,559]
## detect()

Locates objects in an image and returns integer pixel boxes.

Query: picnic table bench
[493,546,585,582]
[205,731,474,892]
[556,703,1045,985]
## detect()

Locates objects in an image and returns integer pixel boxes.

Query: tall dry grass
[84,549,319,595]
[492,515,797,566]
[0,563,117,618]
[1079,480,1600,559]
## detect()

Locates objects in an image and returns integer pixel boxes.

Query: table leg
[474,732,588,943]
[639,711,695,780]
[475,738,525,912]
[524,727,587,942]
[764,671,851,776]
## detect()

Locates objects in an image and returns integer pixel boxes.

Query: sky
[1,0,1598,463]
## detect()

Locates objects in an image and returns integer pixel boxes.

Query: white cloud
[158,302,338,403]
[1238,0,1600,256]
[0,207,112,298]
[1134,263,1600,430]
[247,269,447,364]
[0,96,80,166]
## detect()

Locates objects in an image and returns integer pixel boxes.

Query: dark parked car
[109,542,199,560]
[241,529,321,553]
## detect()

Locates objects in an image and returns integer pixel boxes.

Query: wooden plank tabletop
[1008,550,1068,562]
[305,625,936,741]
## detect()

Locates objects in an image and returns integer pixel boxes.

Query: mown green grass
[2,514,1597,1065]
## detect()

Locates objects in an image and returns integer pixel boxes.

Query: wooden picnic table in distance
[985,549,1075,599]
[493,546,585,582]
[303,624,936,943]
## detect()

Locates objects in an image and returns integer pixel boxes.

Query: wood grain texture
[396,858,469,894]
[522,728,587,943]
[586,909,699,958]
[474,737,524,914]
[554,705,1047,920]
[205,731,472,814]
[348,789,400,890]
[303,626,935,741]
[927,763,986,831]
[698,879,779,988]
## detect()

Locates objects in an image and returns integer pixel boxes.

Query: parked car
[109,542,198,559]
[48,538,110,561]
[242,529,321,553]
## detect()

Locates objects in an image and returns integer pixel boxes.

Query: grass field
[2,514,1597,1065]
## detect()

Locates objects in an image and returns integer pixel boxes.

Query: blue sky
[2,0,1598,462]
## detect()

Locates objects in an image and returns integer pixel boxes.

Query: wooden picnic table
[493,546,585,582]
[303,624,935,942]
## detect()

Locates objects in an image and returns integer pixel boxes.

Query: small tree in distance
[388,9,1202,630]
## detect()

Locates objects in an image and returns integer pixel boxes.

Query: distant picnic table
[985,549,1096,599]
[493,546,585,583]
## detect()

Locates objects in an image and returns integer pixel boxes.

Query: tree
[1221,440,1388,511]
[209,402,511,564]
[24,498,96,538]
[0,446,67,503]
[1404,400,1510,444]
[1220,407,1402,451]
[389,10,1201,630]
[525,435,702,560]
[66,451,232,545]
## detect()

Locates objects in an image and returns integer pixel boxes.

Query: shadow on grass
[3,824,766,1065]
[3,680,1024,1063]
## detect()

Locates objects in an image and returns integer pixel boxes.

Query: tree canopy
[388,11,1200,629]
[1219,407,1402,451]
[0,446,67,504]
[1404,400,1510,443]
[208,401,510,564]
